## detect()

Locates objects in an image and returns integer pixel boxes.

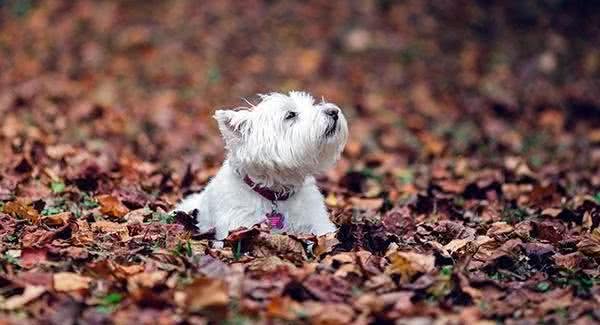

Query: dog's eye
[284,111,297,120]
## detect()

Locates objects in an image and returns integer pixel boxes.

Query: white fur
[174,91,348,241]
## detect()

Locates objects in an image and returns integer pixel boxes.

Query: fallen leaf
[127,271,168,293]
[302,274,353,303]
[42,211,72,227]
[532,220,565,243]
[91,220,130,241]
[314,232,340,257]
[303,302,355,325]
[97,194,129,218]
[577,228,600,257]
[178,277,229,312]
[123,208,150,224]
[382,206,415,235]
[72,219,94,245]
[444,238,471,254]
[265,296,303,320]
[385,251,435,282]
[53,272,92,291]
[2,200,40,223]
[553,252,583,269]
[486,222,513,237]
[20,247,48,268]
[246,256,296,273]
[250,232,309,263]
[0,285,46,310]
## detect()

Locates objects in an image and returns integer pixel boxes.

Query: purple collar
[243,175,293,201]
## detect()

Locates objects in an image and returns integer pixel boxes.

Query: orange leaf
[97,195,129,218]
[2,200,40,223]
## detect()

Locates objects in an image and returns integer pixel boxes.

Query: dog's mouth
[324,120,338,138]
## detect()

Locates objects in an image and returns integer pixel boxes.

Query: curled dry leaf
[314,232,340,257]
[576,228,600,257]
[72,219,94,245]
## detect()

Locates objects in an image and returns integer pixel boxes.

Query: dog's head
[214,91,348,187]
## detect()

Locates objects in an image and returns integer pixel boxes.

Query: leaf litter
[0,1,599,324]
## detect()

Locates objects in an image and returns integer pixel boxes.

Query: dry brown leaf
[42,211,72,226]
[353,293,385,314]
[53,272,92,291]
[486,222,514,236]
[178,277,229,312]
[251,233,308,262]
[314,232,340,257]
[91,220,130,241]
[537,289,573,312]
[127,270,168,293]
[576,228,600,257]
[444,238,471,254]
[123,208,150,224]
[385,251,435,282]
[73,219,94,245]
[246,256,296,273]
[20,247,48,268]
[114,264,145,277]
[303,302,355,325]
[552,252,583,269]
[97,194,129,218]
[265,296,303,320]
[0,285,46,310]
[2,200,40,223]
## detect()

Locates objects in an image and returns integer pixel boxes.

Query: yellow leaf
[385,251,435,282]
[3,200,40,223]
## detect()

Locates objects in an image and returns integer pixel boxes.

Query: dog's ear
[214,109,251,145]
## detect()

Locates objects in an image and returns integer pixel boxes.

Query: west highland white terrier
[174,91,348,241]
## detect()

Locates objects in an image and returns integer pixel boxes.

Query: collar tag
[266,211,285,229]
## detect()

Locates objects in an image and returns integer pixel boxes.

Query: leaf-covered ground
[1,1,599,324]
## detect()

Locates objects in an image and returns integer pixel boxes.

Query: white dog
[174,91,348,241]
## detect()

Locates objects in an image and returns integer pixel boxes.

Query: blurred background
[0,0,598,200]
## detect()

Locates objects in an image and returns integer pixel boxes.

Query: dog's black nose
[324,107,339,120]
